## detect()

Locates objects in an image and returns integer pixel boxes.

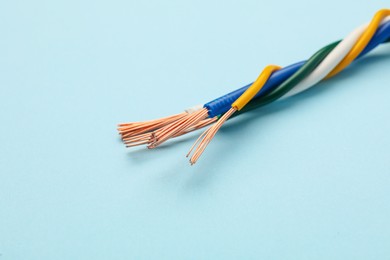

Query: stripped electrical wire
[119,9,390,165]
[187,65,282,164]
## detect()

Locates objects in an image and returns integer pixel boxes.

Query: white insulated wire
[283,16,390,99]
[185,104,203,114]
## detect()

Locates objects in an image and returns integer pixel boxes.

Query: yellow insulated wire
[231,9,389,111]
[232,65,281,110]
[188,8,390,165]
[326,8,390,79]
[188,65,281,164]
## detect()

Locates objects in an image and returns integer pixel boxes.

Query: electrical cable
[188,41,340,163]
[283,16,390,98]
[188,9,390,164]
[235,41,339,117]
[327,9,390,78]
[206,17,390,117]
[119,9,390,165]
[122,17,390,148]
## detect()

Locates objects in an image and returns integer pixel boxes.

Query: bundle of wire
[118,9,390,165]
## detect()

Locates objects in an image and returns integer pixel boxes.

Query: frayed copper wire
[123,116,217,148]
[188,108,237,165]
[118,112,187,139]
[148,108,209,148]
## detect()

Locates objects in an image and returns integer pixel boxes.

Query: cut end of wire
[187,108,237,165]
[123,133,152,148]
[117,112,188,139]
[122,115,217,149]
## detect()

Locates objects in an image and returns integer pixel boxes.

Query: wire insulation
[205,18,390,117]
[326,9,390,78]
[235,41,340,117]
[284,16,390,98]
[232,65,281,110]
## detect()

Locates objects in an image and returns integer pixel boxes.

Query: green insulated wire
[234,40,341,118]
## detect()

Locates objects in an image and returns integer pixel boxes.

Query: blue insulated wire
[205,20,390,118]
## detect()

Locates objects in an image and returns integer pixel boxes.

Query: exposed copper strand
[118,112,187,138]
[123,116,216,149]
[188,108,236,165]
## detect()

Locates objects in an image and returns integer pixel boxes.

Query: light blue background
[1,0,390,259]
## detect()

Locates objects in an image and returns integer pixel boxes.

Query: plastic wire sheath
[232,65,281,110]
[326,9,390,78]
[239,22,390,116]
[234,41,340,117]
[204,62,304,117]
[283,16,390,99]
[204,20,390,118]
[360,20,390,57]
